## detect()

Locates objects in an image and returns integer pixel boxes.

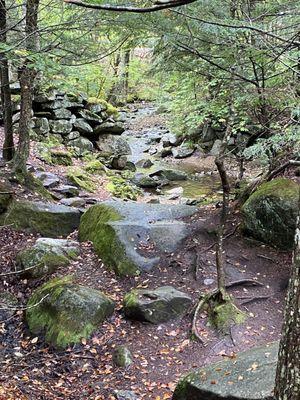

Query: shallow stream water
[121,104,222,202]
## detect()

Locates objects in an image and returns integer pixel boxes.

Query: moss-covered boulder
[0,200,81,237]
[16,238,80,279]
[66,167,95,192]
[242,178,299,249]
[172,342,278,400]
[123,286,192,324]
[26,277,115,348]
[79,201,197,276]
[0,180,13,214]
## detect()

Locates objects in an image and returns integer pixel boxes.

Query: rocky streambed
[120,103,223,205]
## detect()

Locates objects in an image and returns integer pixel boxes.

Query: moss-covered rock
[16,238,80,279]
[112,346,133,368]
[26,276,115,348]
[242,178,299,249]
[0,200,81,237]
[79,203,139,276]
[84,160,105,174]
[50,149,73,166]
[79,201,198,276]
[66,167,95,192]
[123,286,192,324]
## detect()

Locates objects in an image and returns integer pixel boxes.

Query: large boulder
[16,238,80,278]
[79,201,197,276]
[123,286,192,324]
[0,200,81,237]
[26,277,115,348]
[242,178,299,249]
[96,134,131,156]
[172,342,278,400]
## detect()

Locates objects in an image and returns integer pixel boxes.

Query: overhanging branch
[64,0,199,13]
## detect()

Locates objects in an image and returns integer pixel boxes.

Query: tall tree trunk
[13,0,39,174]
[0,0,14,161]
[274,191,300,400]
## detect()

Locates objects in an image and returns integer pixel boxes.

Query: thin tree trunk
[215,123,233,291]
[274,191,300,400]
[13,0,39,174]
[0,0,14,161]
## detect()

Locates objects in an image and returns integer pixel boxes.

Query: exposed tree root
[226,279,264,288]
[192,288,246,344]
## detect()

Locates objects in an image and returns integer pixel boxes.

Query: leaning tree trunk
[274,191,300,400]
[0,0,14,161]
[13,0,39,174]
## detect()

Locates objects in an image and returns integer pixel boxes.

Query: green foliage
[243,128,300,166]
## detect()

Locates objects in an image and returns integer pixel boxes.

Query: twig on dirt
[0,263,39,277]
[240,295,270,305]
[0,294,49,311]
[257,254,276,263]
[198,223,241,255]
[229,326,236,346]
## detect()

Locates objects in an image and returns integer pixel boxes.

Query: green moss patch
[66,167,95,192]
[106,176,140,200]
[79,204,139,276]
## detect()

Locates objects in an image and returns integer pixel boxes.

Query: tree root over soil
[192,288,246,344]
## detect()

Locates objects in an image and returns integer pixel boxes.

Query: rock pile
[13,91,126,156]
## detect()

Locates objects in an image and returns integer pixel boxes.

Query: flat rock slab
[0,200,81,237]
[79,201,197,276]
[172,342,279,400]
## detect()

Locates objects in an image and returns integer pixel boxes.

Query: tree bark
[0,0,14,161]
[274,190,300,400]
[13,0,39,174]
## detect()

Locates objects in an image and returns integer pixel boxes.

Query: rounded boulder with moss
[242,178,299,249]
[26,277,115,348]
